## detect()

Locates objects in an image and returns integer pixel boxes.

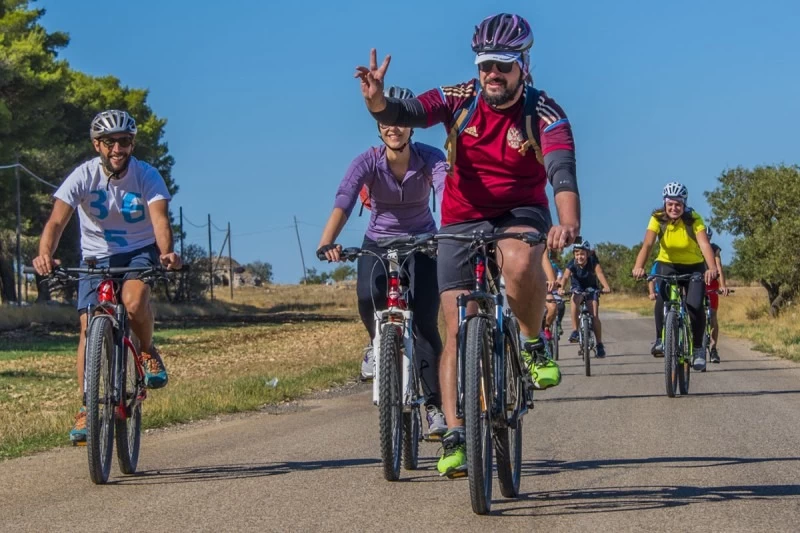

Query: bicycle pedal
[424,434,443,443]
[72,441,87,447]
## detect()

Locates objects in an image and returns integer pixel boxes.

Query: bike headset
[379,86,415,153]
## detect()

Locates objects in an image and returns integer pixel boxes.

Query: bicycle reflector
[387,273,404,309]
[475,260,486,287]
[97,280,116,303]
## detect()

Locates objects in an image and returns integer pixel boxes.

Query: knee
[122,286,149,317]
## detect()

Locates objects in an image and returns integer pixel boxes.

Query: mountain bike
[317,234,436,481]
[434,230,547,515]
[25,264,180,484]
[700,288,734,371]
[571,288,601,377]
[648,273,698,397]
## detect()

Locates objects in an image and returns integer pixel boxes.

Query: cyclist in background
[632,182,718,370]
[32,110,181,443]
[560,241,612,357]
[705,228,730,363]
[355,13,580,476]
[543,251,565,343]
[317,86,448,438]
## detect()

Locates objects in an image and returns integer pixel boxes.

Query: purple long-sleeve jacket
[334,142,447,240]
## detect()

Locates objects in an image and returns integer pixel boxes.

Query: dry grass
[0,283,365,459]
[604,287,800,361]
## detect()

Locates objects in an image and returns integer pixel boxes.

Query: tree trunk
[761,280,782,317]
[0,254,17,303]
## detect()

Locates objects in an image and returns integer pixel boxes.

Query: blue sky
[40,0,799,283]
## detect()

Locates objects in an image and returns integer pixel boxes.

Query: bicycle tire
[550,326,559,362]
[664,310,679,398]
[115,332,141,475]
[85,315,115,484]
[465,317,494,515]
[402,371,421,471]
[678,321,691,395]
[701,324,711,373]
[581,316,591,377]
[495,321,523,498]
[378,324,403,481]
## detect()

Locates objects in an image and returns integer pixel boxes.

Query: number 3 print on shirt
[89,190,109,220]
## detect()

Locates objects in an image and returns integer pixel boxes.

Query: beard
[100,152,131,176]
[481,77,522,107]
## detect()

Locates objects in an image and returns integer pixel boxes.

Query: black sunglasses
[99,137,134,148]
[478,61,515,74]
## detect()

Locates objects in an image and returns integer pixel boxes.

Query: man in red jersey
[355,13,580,477]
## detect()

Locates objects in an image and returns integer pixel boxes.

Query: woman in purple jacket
[317,86,448,438]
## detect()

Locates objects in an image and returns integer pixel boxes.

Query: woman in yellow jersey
[632,182,718,370]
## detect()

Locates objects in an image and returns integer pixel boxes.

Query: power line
[182,215,207,229]
[0,163,58,189]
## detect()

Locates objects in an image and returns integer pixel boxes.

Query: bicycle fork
[372,309,417,410]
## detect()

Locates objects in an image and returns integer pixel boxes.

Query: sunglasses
[99,137,134,148]
[478,61,515,74]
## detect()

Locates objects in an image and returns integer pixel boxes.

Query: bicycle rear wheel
[581,316,591,377]
[116,332,141,475]
[402,371,421,471]
[495,319,523,499]
[664,310,679,398]
[678,321,691,395]
[85,315,116,484]
[378,325,403,481]
[465,317,494,515]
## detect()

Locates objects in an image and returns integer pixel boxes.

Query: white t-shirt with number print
[54,156,171,259]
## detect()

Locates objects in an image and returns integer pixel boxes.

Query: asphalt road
[2,311,799,532]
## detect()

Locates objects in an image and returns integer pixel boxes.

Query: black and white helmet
[662,181,688,203]
[384,86,415,99]
[573,240,591,251]
[90,110,138,139]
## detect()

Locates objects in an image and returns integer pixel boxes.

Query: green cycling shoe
[521,338,562,390]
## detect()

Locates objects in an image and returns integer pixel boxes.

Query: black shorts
[437,205,552,292]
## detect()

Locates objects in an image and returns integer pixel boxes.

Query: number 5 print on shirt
[104,229,128,247]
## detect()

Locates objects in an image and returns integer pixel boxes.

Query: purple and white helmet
[472,13,533,53]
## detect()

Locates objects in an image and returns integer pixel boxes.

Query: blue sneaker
[142,347,168,389]
[596,343,606,358]
[69,407,87,444]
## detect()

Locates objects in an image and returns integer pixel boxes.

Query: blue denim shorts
[77,244,159,313]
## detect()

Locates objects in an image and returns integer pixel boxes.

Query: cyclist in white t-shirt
[32,110,182,444]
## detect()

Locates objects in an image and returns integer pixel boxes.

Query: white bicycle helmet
[573,240,591,251]
[662,181,688,203]
[384,86,415,99]
[90,110,138,139]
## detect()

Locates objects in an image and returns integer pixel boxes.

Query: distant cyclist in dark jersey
[559,241,611,357]
[354,13,580,476]
[318,86,448,439]
[704,228,730,363]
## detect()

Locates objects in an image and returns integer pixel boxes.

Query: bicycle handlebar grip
[341,247,362,261]
[22,266,36,274]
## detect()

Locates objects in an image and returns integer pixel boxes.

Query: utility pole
[179,206,185,301]
[208,213,214,300]
[228,222,234,299]
[15,160,22,306]
[294,216,307,284]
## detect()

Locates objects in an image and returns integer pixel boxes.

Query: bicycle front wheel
[678,321,691,395]
[495,319,523,498]
[402,371,421,471]
[85,315,116,484]
[116,331,141,475]
[664,310,679,398]
[465,317,494,515]
[581,316,591,377]
[378,324,403,481]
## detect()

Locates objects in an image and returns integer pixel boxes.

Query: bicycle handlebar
[433,230,549,246]
[646,273,702,282]
[23,264,188,279]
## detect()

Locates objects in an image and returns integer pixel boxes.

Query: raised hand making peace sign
[354,48,391,112]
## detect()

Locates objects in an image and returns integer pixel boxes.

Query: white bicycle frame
[371,249,420,411]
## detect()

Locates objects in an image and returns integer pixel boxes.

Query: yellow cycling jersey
[647,211,706,265]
